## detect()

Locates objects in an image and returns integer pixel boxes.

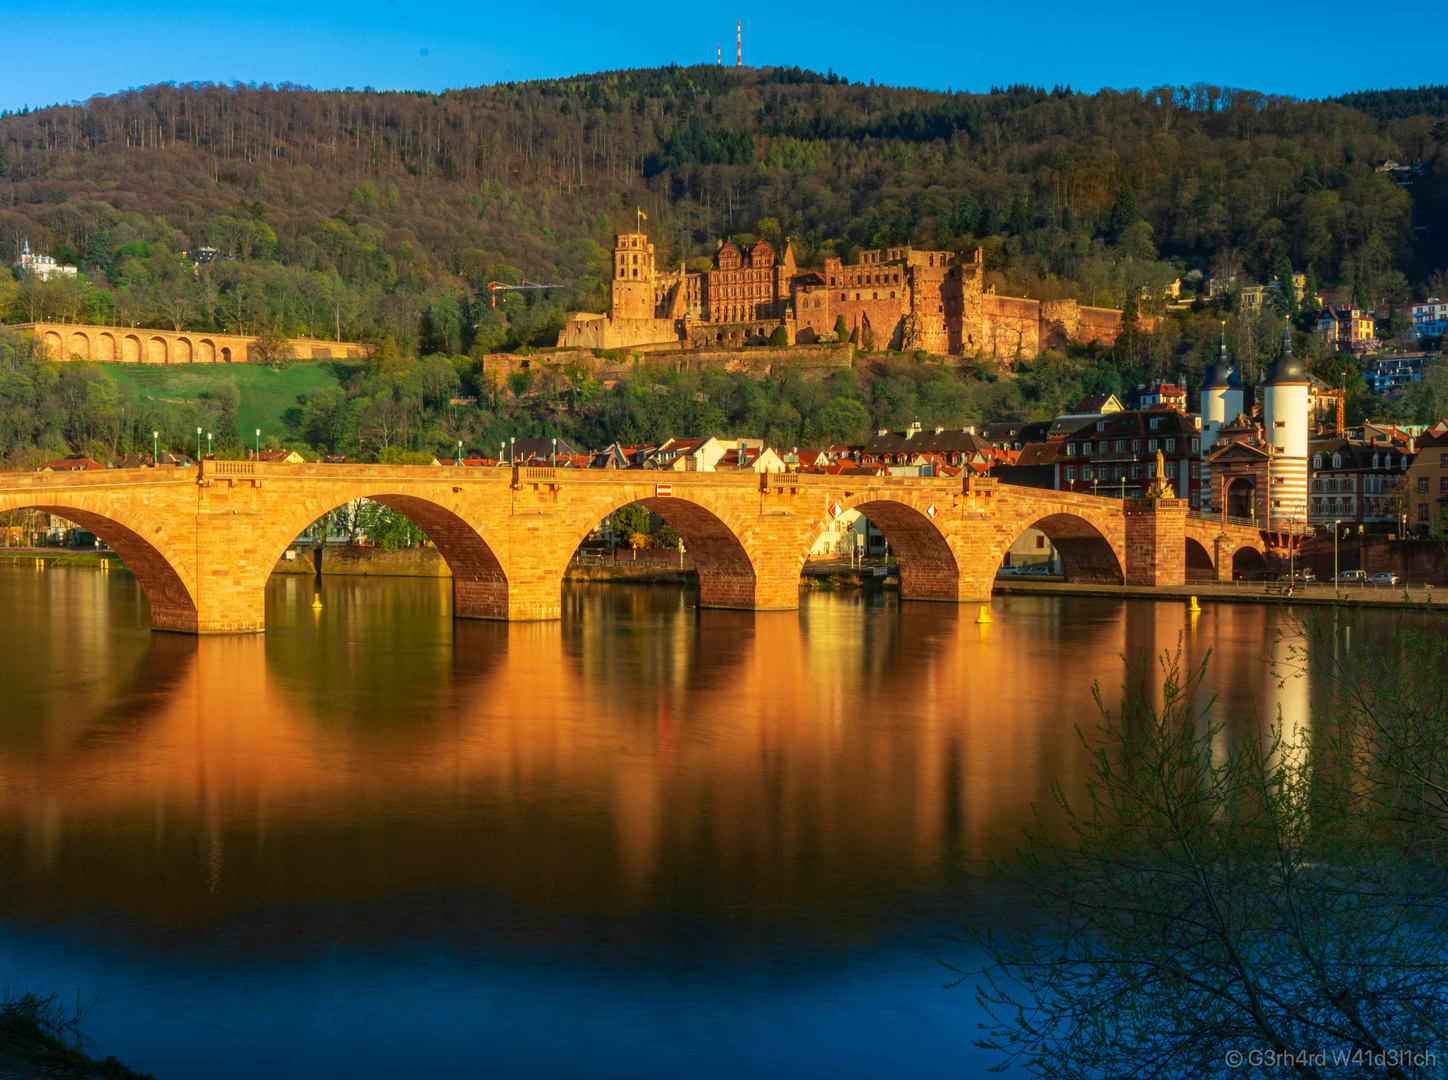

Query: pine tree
[1110,185,1140,238]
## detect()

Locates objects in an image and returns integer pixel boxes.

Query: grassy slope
[104,362,353,443]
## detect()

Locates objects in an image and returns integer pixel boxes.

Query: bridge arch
[0,498,199,631]
[558,490,765,611]
[254,490,509,619]
[1015,511,1124,584]
[834,496,960,601]
[1185,536,1216,581]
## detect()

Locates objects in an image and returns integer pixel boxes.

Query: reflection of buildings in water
[0,577,1318,935]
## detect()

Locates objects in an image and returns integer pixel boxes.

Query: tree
[211,381,241,453]
[769,324,788,347]
[1109,184,1140,238]
[506,369,534,398]
[833,314,850,341]
[960,626,1448,1078]
[610,502,649,542]
[249,331,294,367]
[815,397,868,443]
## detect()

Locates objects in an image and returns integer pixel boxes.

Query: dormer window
[1332,454,1342,468]
[1313,454,1323,468]
[1149,418,1160,430]
[1097,421,1108,431]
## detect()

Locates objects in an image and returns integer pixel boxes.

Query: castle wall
[1076,306,1125,346]
[981,295,1041,359]
[559,313,681,351]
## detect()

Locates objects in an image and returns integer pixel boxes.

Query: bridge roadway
[0,461,1268,634]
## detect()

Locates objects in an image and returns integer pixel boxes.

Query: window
[1167,438,1176,452]
[1150,418,1161,430]
[1035,535,1046,549]
[1132,440,1142,453]
[1419,477,1430,493]
[1097,421,1108,431]
[1065,443,1076,457]
[1130,464,1142,479]
[1332,454,1342,468]
[1441,454,1448,468]
[1083,466,1094,480]
[1441,477,1448,494]
[1420,504,1430,520]
[1191,438,1200,452]
[1065,465,1077,481]
[1166,462,1178,478]
[1114,440,1126,452]
[1147,439,1158,452]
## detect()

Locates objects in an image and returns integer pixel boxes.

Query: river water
[0,566,1322,1077]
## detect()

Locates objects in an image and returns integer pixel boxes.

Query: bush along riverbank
[0,991,153,1079]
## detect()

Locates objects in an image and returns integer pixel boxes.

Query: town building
[1409,298,1447,341]
[1056,407,1203,504]
[1317,305,1377,351]
[860,423,1010,471]
[1366,353,1431,394]
[559,231,1129,360]
[1307,437,1415,528]
[19,240,77,281]
[1404,426,1448,535]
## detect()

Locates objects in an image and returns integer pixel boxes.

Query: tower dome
[1263,322,1308,384]
[1201,323,1244,391]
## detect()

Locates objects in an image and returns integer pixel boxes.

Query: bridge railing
[206,461,255,477]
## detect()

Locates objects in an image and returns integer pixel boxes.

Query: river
[0,566,1322,1077]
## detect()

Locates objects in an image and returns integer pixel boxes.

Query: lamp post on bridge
[206,432,212,460]
[196,427,202,462]
[551,437,557,467]
[456,440,463,466]
[1334,518,1341,592]
[152,431,158,466]
[510,437,515,466]
[255,428,261,460]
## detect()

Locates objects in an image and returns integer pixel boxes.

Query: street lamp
[196,426,202,461]
[152,431,158,465]
[509,436,515,465]
[255,428,261,459]
[551,437,557,467]
[499,442,505,467]
[206,432,213,458]
[1334,518,1341,590]
[456,440,463,465]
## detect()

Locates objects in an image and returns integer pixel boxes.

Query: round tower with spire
[1198,322,1245,514]
[1260,322,1310,527]
[1200,322,1244,451]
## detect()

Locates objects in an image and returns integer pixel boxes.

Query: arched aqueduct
[0,463,1268,634]
[20,322,366,365]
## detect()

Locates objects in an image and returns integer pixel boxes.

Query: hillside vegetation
[0,69,1445,464]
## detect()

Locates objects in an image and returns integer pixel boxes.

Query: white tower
[1198,323,1244,513]
[1261,323,1310,528]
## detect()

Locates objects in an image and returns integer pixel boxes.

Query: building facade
[1410,297,1447,341]
[1317,305,1376,351]
[1056,407,1203,505]
[1308,438,1415,528]
[1405,428,1448,535]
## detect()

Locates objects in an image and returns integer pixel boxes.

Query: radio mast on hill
[736,21,742,66]
[717,43,721,66]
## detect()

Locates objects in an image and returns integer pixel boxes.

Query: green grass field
[103,361,357,444]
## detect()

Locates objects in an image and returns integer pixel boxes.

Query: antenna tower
[736,21,741,67]
[717,43,721,66]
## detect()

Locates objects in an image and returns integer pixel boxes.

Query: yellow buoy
[311,592,323,609]
[975,604,993,624]
[1188,595,1201,612]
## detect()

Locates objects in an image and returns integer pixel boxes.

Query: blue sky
[3,0,1443,112]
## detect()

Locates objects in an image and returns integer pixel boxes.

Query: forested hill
[0,67,1445,354]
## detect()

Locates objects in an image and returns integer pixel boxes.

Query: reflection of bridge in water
[0,463,1269,634]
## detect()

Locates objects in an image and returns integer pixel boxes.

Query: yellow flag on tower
[638,209,647,220]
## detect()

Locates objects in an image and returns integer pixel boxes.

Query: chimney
[934,426,945,435]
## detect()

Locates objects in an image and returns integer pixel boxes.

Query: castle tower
[1260,322,1310,527]
[611,233,657,321]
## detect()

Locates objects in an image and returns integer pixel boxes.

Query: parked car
[1025,565,1053,576]
[1291,568,1316,583]
[1238,570,1278,581]
[1367,572,1401,585]
[1334,570,1367,583]
[997,565,1024,576]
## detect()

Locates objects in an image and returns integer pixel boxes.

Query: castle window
[840,293,846,301]
[889,291,895,299]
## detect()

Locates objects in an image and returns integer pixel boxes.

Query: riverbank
[0,993,153,1079]
[564,565,695,584]
[0,548,116,568]
[995,578,1440,609]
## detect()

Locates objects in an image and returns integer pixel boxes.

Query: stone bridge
[0,463,1268,634]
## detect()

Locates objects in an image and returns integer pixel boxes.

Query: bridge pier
[1122,498,1187,588]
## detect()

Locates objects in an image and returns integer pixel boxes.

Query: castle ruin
[559,232,1128,359]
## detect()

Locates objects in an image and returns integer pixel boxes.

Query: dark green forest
[0,68,1445,464]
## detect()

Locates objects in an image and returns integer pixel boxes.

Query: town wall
[980,295,1041,360]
